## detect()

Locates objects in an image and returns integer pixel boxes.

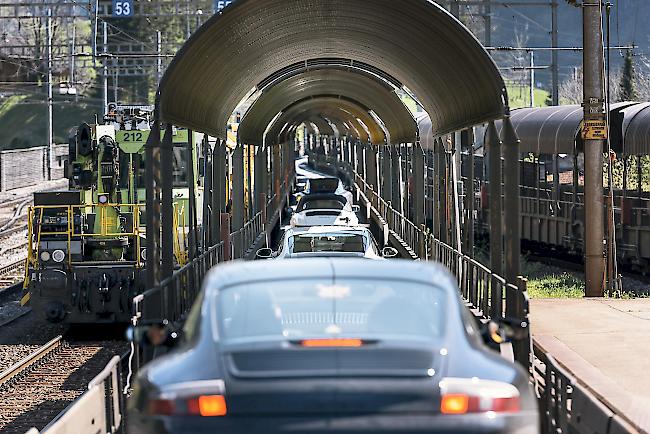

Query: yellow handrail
[28,203,144,268]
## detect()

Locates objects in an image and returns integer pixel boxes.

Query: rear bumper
[128,412,539,434]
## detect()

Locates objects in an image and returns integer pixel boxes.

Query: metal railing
[27,353,129,434]
[133,241,225,332]
[230,211,265,259]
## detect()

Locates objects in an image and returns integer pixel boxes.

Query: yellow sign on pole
[582,120,608,140]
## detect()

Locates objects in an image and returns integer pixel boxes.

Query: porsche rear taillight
[147,395,227,417]
[439,378,521,415]
[299,338,364,347]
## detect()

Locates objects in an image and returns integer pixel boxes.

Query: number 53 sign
[112,0,133,17]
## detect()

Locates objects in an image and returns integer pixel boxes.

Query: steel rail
[0,258,26,278]
[0,335,63,387]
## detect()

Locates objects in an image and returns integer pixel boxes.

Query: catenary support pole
[582,0,606,297]
[551,0,559,105]
[102,21,108,115]
[46,9,53,180]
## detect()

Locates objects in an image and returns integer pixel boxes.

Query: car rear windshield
[292,234,365,253]
[301,199,345,210]
[216,279,446,342]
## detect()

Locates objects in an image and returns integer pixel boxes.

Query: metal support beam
[254,145,265,213]
[356,142,365,179]
[582,0,606,296]
[365,144,378,189]
[145,119,161,290]
[212,139,226,245]
[232,143,245,233]
[186,130,198,261]
[502,117,521,299]
[381,146,392,203]
[462,129,475,257]
[391,145,401,212]
[413,143,425,226]
[487,122,503,316]
[202,142,213,248]
[272,145,282,212]
[436,139,448,244]
[161,124,174,280]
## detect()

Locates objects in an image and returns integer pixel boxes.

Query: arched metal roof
[416,113,435,150]
[266,97,385,145]
[158,0,508,140]
[490,103,636,155]
[622,103,650,155]
[238,68,417,145]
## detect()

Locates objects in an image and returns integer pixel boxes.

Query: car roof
[286,225,371,235]
[203,258,457,291]
[298,193,347,202]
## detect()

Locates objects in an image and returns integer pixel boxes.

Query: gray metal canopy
[489,103,637,155]
[266,97,385,145]
[621,103,650,155]
[237,68,417,145]
[497,106,584,154]
[158,0,508,140]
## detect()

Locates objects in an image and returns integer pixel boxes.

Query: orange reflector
[441,394,469,414]
[300,338,363,347]
[197,395,227,417]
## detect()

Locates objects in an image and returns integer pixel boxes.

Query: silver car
[257,226,397,259]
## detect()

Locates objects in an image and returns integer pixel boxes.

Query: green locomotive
[24,107,204,324]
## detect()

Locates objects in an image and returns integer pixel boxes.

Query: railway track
[0,258,25,287]
[0,336,62,388]
[0,337,127,433]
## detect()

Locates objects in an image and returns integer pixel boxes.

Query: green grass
[0,94,102,150]
[506,85,551,109]
[522,260,585,299]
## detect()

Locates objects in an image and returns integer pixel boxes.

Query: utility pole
[450,0,460,18]
[582,0,606,297]
[156,31,162,84]
[46,8,53,181]
[529,51,535,107]
[483,0,491,46]
[551,0,559,105]
[102,21,108,116]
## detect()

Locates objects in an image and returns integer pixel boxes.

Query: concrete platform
[531,298,650,432]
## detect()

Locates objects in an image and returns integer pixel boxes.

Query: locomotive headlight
[40,251,51,262]
[140,248,147,262]
[52,249,66,263]
[98,194,109,205]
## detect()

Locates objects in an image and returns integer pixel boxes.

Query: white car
[290,193,360,227]
[257,226,397,260]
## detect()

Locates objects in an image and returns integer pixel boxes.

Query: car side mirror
[256,248,274,259]
[352,205,361,213]
[126,321,180,348]
[481,317,529,347]
[382,247,398,258]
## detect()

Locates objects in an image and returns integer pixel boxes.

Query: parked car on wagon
[256,226,397,260]
[127,259,539,434]
[290,193,360,227]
